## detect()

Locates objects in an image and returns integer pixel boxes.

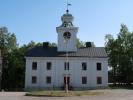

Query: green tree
[76,38,85,48]
[5,41,37,90]
[0,27,17,90]
[105,24,133,84]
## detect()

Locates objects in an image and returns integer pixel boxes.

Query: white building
[25,10,108,90]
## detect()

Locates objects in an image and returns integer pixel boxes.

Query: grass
[25,85,133,97]
[25,90,104,97]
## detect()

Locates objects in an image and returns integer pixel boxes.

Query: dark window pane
[97,63,102,71]
[82,77,87,84]
[46,76,51,84]
[82,62,87,70]
[67,63,69,70]
[47,62,52,70]
[97,77,102,84]
[64,62,69,70]
[32,76,37,84]
[64,62,67,70]
[32,62,37,70]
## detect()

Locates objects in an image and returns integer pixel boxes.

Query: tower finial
[66,0,71,13]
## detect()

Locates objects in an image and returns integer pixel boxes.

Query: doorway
[64,76,72,90]
[64,76,70,85]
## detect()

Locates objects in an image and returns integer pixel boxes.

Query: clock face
[63,32,71,39]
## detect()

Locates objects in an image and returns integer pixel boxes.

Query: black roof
[25,46,107,58]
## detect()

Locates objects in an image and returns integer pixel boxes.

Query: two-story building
[25,10,108,90]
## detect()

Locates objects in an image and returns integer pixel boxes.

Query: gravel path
[0,89,133,100]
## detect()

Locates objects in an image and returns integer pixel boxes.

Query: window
[97,77,102,84]
[82,76,87,84]
[47,62,52,70]
[32,76,37,84]
[97,63,102,71]
[64,62,69,70]
[46,76,51,84]
[32,62,37,70]
[82,62,87,70]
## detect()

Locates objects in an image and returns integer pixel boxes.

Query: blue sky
[0,0,133,47]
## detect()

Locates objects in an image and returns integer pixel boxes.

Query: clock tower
[56,10,78,52]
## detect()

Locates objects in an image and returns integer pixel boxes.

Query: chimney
[86,42,95,48]
[43,42,49,49]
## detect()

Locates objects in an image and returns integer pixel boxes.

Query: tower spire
[66,0,71,13]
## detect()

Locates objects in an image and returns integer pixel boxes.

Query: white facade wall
[25,57,108,90]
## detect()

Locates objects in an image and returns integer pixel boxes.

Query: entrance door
[64,76,72,90]
[64,76,70,85]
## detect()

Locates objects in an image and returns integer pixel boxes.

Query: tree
[2,40,37,91]
[0,27,17,90]
[105,24,133,85]
[76,38,85,48]
[0,27,17,50]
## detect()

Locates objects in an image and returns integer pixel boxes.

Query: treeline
[105,24,133,85]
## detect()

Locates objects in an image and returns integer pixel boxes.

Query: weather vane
[66,0,71,13]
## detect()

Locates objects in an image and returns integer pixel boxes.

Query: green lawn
[25,90,104,97]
